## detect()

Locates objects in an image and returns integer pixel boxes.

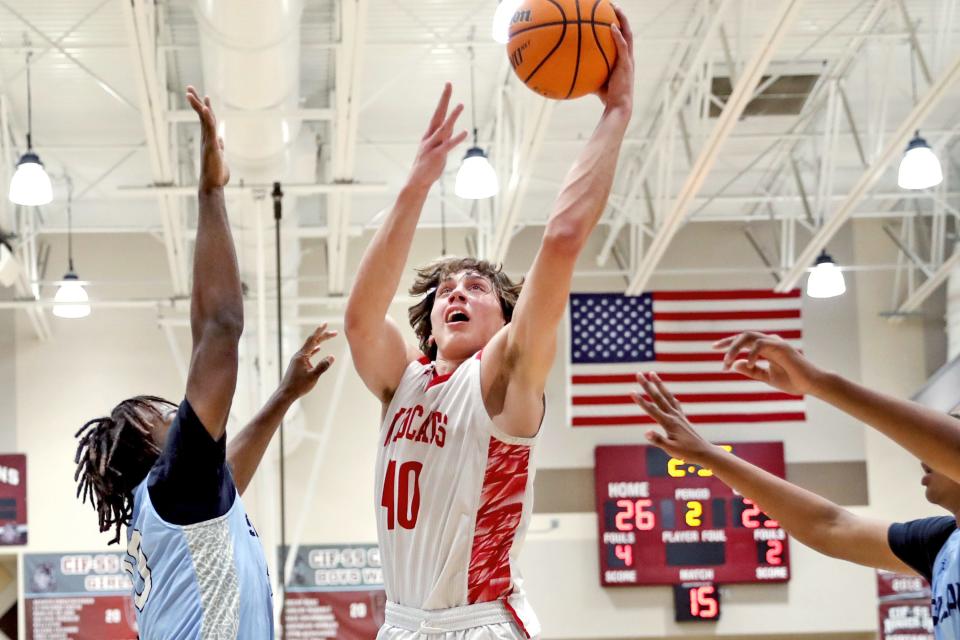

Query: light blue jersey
[122,399,274,639]
[889,515,959,640]
[930,529,960,638]
[124,478,274,639]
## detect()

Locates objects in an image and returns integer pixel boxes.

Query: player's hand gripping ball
[507,0,620,100]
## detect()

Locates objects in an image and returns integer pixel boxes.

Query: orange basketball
[506,0,619,100]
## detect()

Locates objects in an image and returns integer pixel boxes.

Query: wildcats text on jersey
[383,405,447,449]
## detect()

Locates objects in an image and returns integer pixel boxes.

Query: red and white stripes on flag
[569,289,805,428]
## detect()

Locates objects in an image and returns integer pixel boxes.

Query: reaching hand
[280,324,337,400]
[714,331,824,396]
[407,83,469,190]
[632,372,717,466]
[596,6,634,112]
[186,86,230,192]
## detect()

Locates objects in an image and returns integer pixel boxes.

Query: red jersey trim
[502,599,531,639]
[467,437,531,604]
[424,371,453,391]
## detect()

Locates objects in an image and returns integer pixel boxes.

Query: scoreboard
[595,443,790,587]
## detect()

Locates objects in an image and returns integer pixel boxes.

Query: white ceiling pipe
[195,0,306,171]
[193,0,316,479]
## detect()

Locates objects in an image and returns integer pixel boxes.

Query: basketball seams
[522,0,569,85]
[590,0,611,75]
[565,0,583,99]
[510,20,614,39]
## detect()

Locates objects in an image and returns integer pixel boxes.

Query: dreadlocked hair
[74,395,174,544]
[408,256,523,360]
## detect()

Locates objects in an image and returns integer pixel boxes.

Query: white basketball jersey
[375,352,540,637]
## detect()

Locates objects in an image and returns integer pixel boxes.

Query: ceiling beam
[597,0,732,267]
[626,0,805,295]
[326,0,368,295]
[0,94,51,340]
[0,0,139,111]
[775,50,960,293]
[114,181,387,197]
[488,91,553,264]
[895,247,960,316]
[119,0,190,295]
[166,108,334,123]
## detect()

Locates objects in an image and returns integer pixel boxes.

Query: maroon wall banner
[0,454,26,545]
[281,544,385,639]
[877,570,933,640]
[24,552,137,640]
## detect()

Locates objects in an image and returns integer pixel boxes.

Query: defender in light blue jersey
[73,86,336,640]
[631,331,960,640]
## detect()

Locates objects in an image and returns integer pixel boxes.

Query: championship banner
[0,454,26,545]
[281,544,385,639]
[24,552,137,640]
[877,570,933,640]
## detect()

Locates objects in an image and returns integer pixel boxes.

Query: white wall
[7,217,948,639]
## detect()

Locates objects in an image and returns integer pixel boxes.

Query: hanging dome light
[8,51,53,206]
[53,271,90,319]
[52,177,89,319]
[9,151,52,206]
[806,251,846,299]
[456,46,500,200]
[898,131,943,190]
[455,147,500,199]
[492,0,522,44]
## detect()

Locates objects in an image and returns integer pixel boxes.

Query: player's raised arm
[484,9,634,436]
[634,372,913,575]
[227,325,336,494]
[716,331,960,485]
[344,83,467,404]
[183,86,243,439]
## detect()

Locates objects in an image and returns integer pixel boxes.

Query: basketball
[506,0,619,100]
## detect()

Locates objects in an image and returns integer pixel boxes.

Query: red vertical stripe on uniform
[467,437,531,604]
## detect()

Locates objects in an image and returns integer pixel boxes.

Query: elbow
[203,311,244,342]
[542,221,587,256]
[343,311,364,342]
[344,306,376,343]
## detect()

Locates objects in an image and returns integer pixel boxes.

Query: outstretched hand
[280,324,338,400]
[633,372,717,466]
[408,83,469,190]
[186,85,230,192]
[596,5,634,111]
[714,331,823,396]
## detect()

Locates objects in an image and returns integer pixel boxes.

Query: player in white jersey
[633,331,960,640]
[344,8,634,638]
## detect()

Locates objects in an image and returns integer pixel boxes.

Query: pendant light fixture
[492,0,522,44]
[897,131,943,190]
[455,46,499,200]
[8,51,53,206]
[896,45,943,191]
[53,179,90,319]
[806,250,846,299]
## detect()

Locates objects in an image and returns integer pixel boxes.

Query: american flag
[569,289,805,427]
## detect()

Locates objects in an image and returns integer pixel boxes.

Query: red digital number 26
[381,460,423,530]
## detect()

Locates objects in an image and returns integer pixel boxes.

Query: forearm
[344,183,429,333]
[545,105,630,243]
[226,388,296,495]
[701,447,850,558]
[192,188,243,336]
[813,372,960,481]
